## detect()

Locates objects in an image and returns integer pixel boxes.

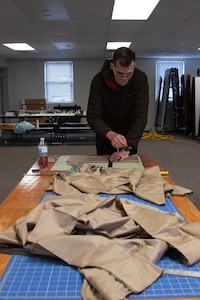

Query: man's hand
[106,131,127,149]
[109,149,130,162]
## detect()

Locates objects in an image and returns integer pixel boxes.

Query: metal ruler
[164,268,200,278]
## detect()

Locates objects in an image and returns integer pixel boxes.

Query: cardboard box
[0,123,17,130]
[21,99,46,110]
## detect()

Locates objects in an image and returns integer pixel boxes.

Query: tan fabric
[163,180,192,196]
[49,165,192,206]
[132,165,165,204]
[0,194,200,299]
[170,184,193,196]
[122,200,200,265]
[35,234,162,295]
[80,267,131,300]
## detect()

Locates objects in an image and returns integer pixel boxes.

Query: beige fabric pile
[49,164,192,205]
[0,165,199,300]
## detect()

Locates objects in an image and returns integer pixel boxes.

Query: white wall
[7,58,103,110]
[5,57,200,131]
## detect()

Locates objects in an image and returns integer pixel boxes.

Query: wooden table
[0,154,199,300]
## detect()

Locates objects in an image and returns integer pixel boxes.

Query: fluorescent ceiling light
[3,43,35,51]
[112,0,160,20]
[106,42,131,50]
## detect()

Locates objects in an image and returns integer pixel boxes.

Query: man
[87,47,149,162]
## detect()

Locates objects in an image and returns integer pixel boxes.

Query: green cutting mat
[51,155,144,171]
[51,155,72,171]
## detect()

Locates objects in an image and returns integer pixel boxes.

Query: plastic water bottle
[36,119,39,129]
[38,137,48,169]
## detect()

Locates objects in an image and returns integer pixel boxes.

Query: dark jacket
[87,60,149,149]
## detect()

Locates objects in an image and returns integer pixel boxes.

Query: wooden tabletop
[0,154,199,300]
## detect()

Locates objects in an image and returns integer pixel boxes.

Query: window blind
[44,61,74,103]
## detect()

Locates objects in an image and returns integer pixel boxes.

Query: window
[44,61,74,104]
[156,61,185,102]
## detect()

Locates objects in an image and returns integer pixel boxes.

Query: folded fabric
[49,165,192,205]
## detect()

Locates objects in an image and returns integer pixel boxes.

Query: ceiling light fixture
[3,43,35,51]
[106,42,131,50]
[112,0,160,20]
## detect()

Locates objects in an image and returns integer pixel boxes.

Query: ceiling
[1,0,200,60]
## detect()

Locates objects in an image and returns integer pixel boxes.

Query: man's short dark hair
[113,47,135,67]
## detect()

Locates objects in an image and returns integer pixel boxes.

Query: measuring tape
[164,268,200,278]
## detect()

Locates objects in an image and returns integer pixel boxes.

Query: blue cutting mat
[0,256,83,300]
[0,194,200,299]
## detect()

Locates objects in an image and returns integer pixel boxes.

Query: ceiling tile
[0,0,200,59]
